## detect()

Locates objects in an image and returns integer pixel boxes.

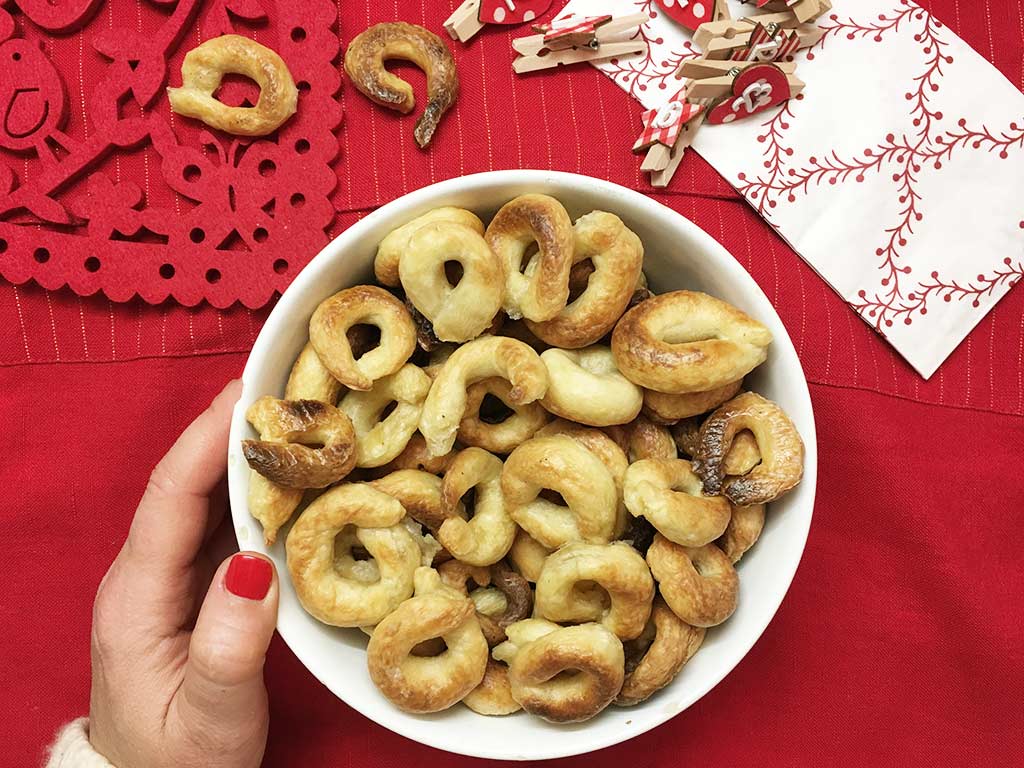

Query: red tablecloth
[2,1,1023,766]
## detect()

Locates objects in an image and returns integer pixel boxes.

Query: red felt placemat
[0,0,341,308]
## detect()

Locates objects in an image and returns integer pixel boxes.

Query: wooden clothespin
[512,13,649,74]
[632,82,709,188]
[701,20,824,61]
[650,109,707,187]
[693,11,799,50]
[679,57,802,100]
[784,0,832,24]
[635,51,806,188]
[739,0,831,24]
[444,0,554,44]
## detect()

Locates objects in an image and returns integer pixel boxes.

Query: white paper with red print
[561,0,1024,378]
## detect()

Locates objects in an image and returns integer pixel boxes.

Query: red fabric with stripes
[1,1,1023,765]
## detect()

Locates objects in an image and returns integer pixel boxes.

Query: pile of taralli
[241,193,805,723]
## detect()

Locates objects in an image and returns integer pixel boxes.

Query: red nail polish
[225,554,272,600]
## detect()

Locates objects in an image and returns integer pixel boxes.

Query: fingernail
[225,554,272,600]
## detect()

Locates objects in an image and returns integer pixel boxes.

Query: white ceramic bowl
[228,170,817,761]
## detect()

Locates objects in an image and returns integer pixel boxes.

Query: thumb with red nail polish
[171,552,279,763]
[83,382,279,768]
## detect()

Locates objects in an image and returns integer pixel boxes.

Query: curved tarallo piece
[343,22,459,149]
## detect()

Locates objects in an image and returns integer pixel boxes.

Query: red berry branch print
[853,258,1024,326]
[735,1,1024,332]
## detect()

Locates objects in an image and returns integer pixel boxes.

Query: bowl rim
[229,169,817,760]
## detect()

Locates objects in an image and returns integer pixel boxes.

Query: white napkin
[559,0,1024,378]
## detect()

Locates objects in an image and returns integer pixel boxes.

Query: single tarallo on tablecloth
[560,0,1024,378]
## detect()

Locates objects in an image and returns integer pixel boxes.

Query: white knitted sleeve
[44,719,114,768]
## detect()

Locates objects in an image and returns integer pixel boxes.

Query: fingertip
[181,552,279,713]
[223,552,278,603]
[212,377,244,414]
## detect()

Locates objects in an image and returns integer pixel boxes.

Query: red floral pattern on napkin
[563,0,1024,378]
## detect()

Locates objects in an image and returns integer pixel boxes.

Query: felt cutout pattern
[0,0,341,309]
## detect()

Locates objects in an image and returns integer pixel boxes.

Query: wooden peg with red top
[512,12,649,73]
[738,0,831,24]
[700,20,824,60]
[444,0,553,43]
[655,0,716,32]
[693,10,799,50]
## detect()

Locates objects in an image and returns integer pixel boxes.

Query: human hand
[88,380,279,768]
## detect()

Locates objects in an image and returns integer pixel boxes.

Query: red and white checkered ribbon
[534,14,612,44]
[633,88,705,150]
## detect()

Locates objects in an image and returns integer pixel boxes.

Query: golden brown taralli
[285,342,344,404]
[534,419,631,537]
[647,534,738,627]
[623,458,731,547]
[642,378,743,424]
[539,346,643,427]
[369,469,458,536]
[673,416,763,475]
[535,542,655,640]
[344,22,459,148]
[458,378,550,453]
[693,391,804,506]
[439,559,533,646]
[375,207,483,286]
[247,344,345,544]
[624,415,677,462]
[616,597,704,706]
[373,433,457,477]
[247,473,303,546]
[526,211,643,348]
[502,435,618,547]
[401,223,504,342]
[419,336,548,457]
[286,484,421,627]
[339,364,432,467]
[242,397,356,488]
[367,568,488,712]
[438,448,516,566]
[611,291,773,394]
[463,659,521,715]
[718,503,766,564]
[309,285,416,391]
[485,194,575,322]
[493,619,625,723]
[507,528,552,583]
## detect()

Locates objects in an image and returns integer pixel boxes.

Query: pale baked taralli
[611,290,773,394]
[168,35,298,136]
[242,192,804,724]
